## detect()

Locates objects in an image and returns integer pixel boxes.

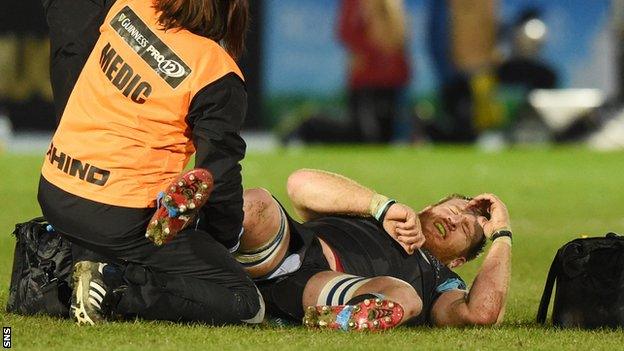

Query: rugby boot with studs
[303,298,404,331]
[145,168,214,246]
[71,261,114,325]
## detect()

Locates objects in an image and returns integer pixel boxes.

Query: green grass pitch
[2,146,624,350]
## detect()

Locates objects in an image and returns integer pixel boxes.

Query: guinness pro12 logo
[110,6,191,89]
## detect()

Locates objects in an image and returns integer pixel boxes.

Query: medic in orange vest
[41,0,248,249]
[38,0,264,326]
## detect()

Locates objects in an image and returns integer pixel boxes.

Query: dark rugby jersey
[304,216,466,325]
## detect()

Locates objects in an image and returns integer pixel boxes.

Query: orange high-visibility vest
[41,0,243,208]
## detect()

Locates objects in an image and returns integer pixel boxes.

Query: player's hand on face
[382,202,425,254]
[466,193,510,238]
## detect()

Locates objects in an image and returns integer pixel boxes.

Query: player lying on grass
[236,169,512,330]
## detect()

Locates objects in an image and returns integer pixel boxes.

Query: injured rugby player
[237,169,512,331]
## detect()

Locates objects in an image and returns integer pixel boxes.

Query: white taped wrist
[369,193,389,217]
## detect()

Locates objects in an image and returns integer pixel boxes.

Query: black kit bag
[6,217,73,317]
[537,233,624,328]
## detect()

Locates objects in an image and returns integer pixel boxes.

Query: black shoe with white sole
[71,261,117,325]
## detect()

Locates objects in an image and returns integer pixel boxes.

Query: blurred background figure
[424,0,501,143]
[338,0,411,143]
[614,0,624,105]
[496,7,559,144]
[497,8,557,91]
[0,2,54,137]
[586,0,624,149]
[283,0,411,144]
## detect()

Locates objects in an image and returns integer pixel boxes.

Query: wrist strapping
[375,199,396,222]
[369,194,389,217]
[491,229,512,243]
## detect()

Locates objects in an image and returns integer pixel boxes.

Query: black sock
[345,293,383,305]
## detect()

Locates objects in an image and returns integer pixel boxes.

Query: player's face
[419,198,485,264]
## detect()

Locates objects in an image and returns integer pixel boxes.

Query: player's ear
[447,257,466,269]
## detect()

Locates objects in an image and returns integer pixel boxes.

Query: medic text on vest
[100,42,152,104]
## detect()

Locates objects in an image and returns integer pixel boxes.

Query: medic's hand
[382,203,425,254]
[466,193,510,239]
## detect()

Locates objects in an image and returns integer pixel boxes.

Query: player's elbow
[286,169,314,200]
[468,309,501,326]
[287,169,321,220]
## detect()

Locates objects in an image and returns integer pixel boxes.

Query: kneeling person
[238,169,512,330]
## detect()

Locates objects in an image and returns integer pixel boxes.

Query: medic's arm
[187,72,247,252]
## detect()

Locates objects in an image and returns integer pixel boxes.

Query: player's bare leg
[302,271,422,331]
[237,188,291,278]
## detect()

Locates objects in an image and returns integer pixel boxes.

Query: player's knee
[388,279,423,320]
[369,276,423,319]
[240,188,287,260]
[391,284,422,319]
[242,188,274,230]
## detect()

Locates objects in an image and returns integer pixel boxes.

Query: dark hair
[464,234,487,262]
[433,193,472,207]
[154,0,249,58]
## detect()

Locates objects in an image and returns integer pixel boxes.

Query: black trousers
[258,239,329,321]
[291,87,401,144]
[349,87,401,143]
[38,177,261,324]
